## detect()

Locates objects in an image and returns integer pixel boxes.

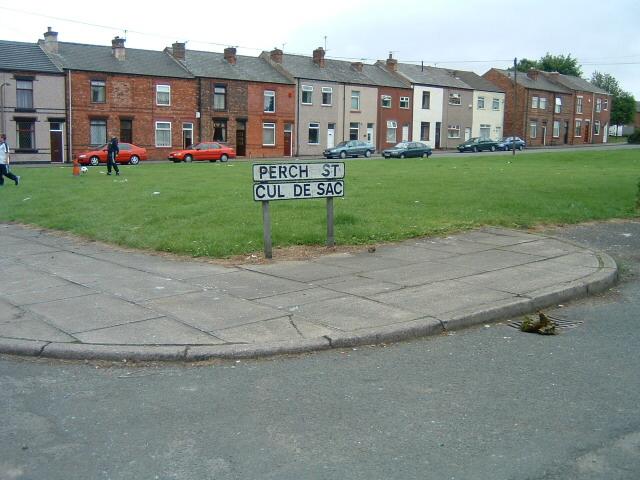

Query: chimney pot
[351,62,363,72]
[270,48,283,64]
[224,47,237,65]
[112,36,126,60]
[386,53,398,72]
[527,68,539,80]
[313,47,325,68]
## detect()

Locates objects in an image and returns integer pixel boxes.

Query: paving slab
[0,223,619,361]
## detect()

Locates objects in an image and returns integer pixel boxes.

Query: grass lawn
[1,150,639,258]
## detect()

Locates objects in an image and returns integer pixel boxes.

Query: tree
[538,53,582,76]
[515,58,539,72]
[591,71,622,97]
[591,71,636,127]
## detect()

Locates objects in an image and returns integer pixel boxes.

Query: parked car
[382,142,432,159]
[497,136,526,151]
[168,142,236,163]
[457,137,499,153]
[323,140,375,159]
[77,143,148,166]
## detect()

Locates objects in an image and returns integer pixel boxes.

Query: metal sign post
[252,162,345,258]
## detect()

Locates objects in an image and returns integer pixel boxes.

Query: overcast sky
[1,0,639,98]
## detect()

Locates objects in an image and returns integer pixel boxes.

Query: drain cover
[509,315,583,331]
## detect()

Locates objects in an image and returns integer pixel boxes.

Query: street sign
[253,180,344,201]
[253,162,344,182]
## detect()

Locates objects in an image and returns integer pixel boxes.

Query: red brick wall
[69,71,198,160]
[376,86,413,151]
[247,82,295,157]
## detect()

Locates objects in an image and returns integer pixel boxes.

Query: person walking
[107,137,120,176]
[0,134,20,186]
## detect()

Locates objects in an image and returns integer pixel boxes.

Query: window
[156,85,170,106]
[213,85,226,110]
[400,96,410,109]
[531,96,539,109]
[477,96,485,109]
[16,79,33,109]
[349,122,359,140]
[449,93,461,105]
[595,98,602,112]
[351,91,360,110]
[321,87,332,106]
[576,96,583,114]
[603,99,608,110]
[420,122,430,141]
[90,119,107,145]
[386,120,397,143]
[555,97,562,113]
[530,122,537,139]
[155,121,172,147]
[264,90,275,112]
[16,120,35,149]
[308,122,319,144]
[594,120,601,136]
[301,85,313,104]
[120,119,133,144]
[447,124,461,138]
[263,123,276,145]
[492,98,500,110]
[539,97,547,110]
[422,91,431,109]
[553,120,560,138]
[182,122,194,148]
[574,119,582,137]
[480,124,491,138]
[91,80,106,103]
[381,95,392,108]
[213,120,227,142]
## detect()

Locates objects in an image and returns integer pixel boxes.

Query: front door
[563,121,569,144]
[49,123,63,163]
[367,124,374,143]
[236,122,246,156]
[284,123,293,157]
[327,123,335,148]
[584,120,590,143]
[401,125,409,142]
[435,122,441,149]
[542,125,547,146]
[464,127,471,141]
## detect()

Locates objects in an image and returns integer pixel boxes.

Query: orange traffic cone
[73,158,80,176]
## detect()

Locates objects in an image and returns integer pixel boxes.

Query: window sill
[262,145,277,148]
[14,108,36,113]
[14,149,38,153]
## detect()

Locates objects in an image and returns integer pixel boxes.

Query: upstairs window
[321,87,333,106]
[156,84,171,106]
[301,85,313,104]
[400,96,410,109]
[576,96,583,114]
[264,90,275,112]
[381,95,392,108]
[492,98,500,110]
[351,90,360,110]
[213,85,226,110]
[449,93,461,105]
[477,96,485,109]
[555,97,562,113]
[422,91,431,109]
[531,96,539,109]
[16,79,33,109]
[595,98,602,112]
[91,80,106,103]
[539,97,547,110]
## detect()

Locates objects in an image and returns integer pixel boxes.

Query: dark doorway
[563,121,569,144]
[120,119,133,144]
[435,122,441,149]
[284,123,293,157]
[584,121,590,143]
[49,124,63,163]
[236,121,246,156]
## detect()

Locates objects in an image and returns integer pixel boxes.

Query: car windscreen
[334,142,348,148]
[394,143,410,148]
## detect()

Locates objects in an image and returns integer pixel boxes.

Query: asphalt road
[1,220,639,480]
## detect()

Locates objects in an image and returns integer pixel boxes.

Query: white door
[401,125,409,142]
[327,126,335,148]
[542,126,547,146]
[464,128,471,140]
[367,126,374,143]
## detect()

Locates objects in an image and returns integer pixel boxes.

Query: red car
[77,143,148,166]
[168,142,236,163]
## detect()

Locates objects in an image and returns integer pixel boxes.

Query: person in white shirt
[0,134,20,186]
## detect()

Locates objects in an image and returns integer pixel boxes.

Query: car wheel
[185,154,193,162]
[472,146,478,153]
[490,145,496,152]
[518,145,523,151]
[400,153,405,159]
[421,152,428,158]
[364,150,371,158]
[90,156,100,166]
[220,154,229,162]
[172,160,180,163]
[129,155,140,165]
[339,151,347,159]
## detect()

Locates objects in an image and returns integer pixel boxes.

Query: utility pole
[513,57,517,156]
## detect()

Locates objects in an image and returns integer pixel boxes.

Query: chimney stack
[112,36,126,61]
[171,42,186,60]
[527,68,539,81]
[351,62,364,72]
[312,47,325,68]
[386,53,398,72]
[270,48,283,64]
[41,27,59,54]
[224,47,237,65]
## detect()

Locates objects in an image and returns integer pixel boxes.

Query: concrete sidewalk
[0,223,617,362]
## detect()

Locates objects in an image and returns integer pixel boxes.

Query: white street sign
[253,162,345,182]
[253,180,344,201]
